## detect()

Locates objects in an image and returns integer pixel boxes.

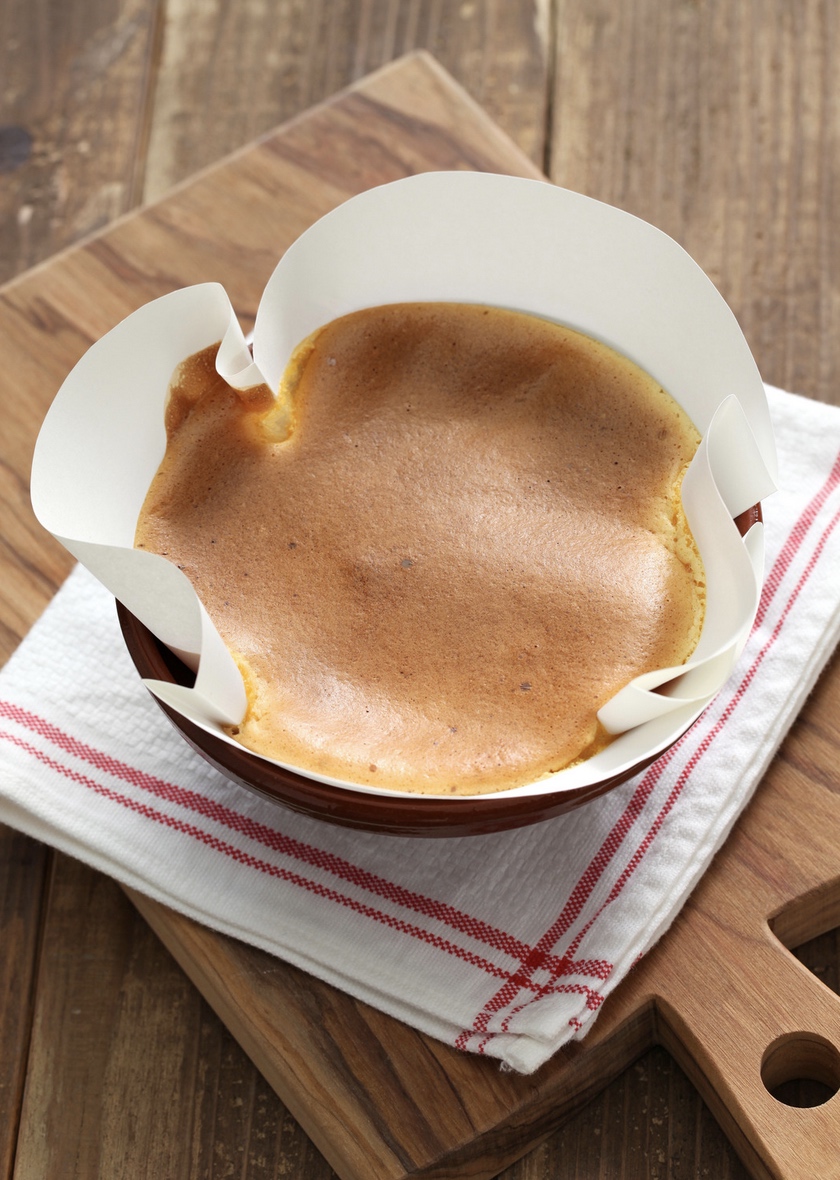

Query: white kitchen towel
[1,384,839,1075]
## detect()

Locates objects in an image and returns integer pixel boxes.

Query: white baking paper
[30,172,777,800]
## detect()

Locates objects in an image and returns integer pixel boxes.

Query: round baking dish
[118,504,761,838]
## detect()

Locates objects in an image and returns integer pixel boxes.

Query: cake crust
[136,303,704,794]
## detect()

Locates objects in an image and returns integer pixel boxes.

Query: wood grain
[548,0,840,407]
[629,741,840,1180]
[142,0,548,200]
[13,861,344,1180]
[13,856,204,1179]
[0,829,48,1180]
[121,643,840,1180]
[0,0,163,285]
[1,1,840,1176]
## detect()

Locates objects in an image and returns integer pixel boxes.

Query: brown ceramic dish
[117,504,761,838]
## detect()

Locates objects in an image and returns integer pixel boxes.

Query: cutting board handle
[657,921,840,1180]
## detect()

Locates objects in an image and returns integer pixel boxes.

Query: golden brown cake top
[136,302,704,795]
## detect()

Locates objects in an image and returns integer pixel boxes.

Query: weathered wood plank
[2,0,840,1175]
[9,855,346,1180]
[142,0,547,200]
[548,0,840,406]
[0,7,164,1167]
[0,0,163,285]
[0,829,49,1180]
[12,854,205,1180]
[0,47,543,1180]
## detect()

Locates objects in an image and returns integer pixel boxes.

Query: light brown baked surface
[136,302,704,794]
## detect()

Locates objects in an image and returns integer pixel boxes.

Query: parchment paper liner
[31,172,777,800]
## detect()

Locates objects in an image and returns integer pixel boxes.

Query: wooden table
[2,4,840,1178]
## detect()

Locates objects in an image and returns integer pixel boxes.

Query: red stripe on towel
[0,726,537,987]
[457,466,840,1052]
[3,445,837,1058]
[0,698,568,973]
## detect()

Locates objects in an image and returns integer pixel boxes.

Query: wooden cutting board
[8,50,840,1180]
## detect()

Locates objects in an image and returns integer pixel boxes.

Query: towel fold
[1,384,838,1074]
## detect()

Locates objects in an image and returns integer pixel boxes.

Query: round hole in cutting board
[761,1032,840,1107]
